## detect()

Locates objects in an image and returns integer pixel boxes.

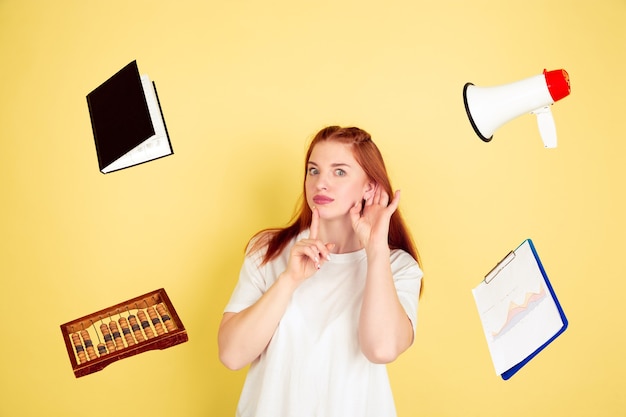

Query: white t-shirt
[224,230,423,417]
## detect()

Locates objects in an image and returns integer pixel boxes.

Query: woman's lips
[313,195,334,205]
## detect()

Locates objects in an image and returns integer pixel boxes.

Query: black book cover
[86,60,171,173]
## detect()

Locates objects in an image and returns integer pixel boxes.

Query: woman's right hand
[283,207,333,284]
[219,207,333,370]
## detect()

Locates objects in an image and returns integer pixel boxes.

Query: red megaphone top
[544,69,571,102]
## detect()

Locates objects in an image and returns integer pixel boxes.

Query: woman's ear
[362,181,376,200]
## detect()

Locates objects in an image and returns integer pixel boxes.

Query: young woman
[218,126,423,417]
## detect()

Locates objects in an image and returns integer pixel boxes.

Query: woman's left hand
[349,184,400,250]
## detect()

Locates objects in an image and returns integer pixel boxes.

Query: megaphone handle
[532,106,557,148]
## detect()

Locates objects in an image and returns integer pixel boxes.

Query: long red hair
[249,126,421,268]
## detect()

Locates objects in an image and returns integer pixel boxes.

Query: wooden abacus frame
[60,288,188,378]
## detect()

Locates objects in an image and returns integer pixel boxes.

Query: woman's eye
[308,167,319,175]
[335,169,346,176]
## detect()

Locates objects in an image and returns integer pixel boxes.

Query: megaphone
[463,69,571,148]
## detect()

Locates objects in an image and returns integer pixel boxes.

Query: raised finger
[379,188,390,207]
[387,189,401,212]
[309,206,320,240]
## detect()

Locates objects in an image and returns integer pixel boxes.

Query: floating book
[86,60,173,173]
[472,239,567,380]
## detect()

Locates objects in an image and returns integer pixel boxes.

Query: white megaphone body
[463,69,571,148]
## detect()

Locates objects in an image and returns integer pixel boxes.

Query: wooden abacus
[60,288,188,378]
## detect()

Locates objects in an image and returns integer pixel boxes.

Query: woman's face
[305,141,373,220]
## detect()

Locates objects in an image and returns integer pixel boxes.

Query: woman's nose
[315,175,329,190]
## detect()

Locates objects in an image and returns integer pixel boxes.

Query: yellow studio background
[1,1,624,416]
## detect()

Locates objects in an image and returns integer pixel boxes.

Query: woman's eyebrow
[307,161,352,168]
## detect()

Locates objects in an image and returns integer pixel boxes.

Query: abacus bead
[109,322,125,349]
[160,314,176,331]
[128,315,145,342]
[148,307,165,335]
[119,318,136,346]
[71,334,87,364]
[100,324,116,352]
[137,310,155,339]
[156,304,167,316]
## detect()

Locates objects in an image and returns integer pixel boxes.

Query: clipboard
[472,239,568,380]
